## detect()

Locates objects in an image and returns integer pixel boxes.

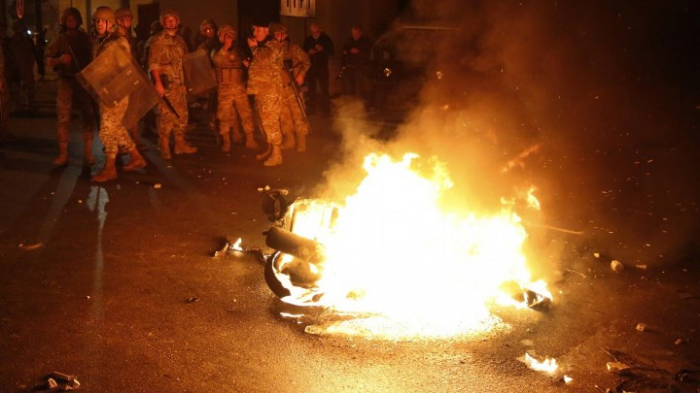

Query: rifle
[159,74,180,118]
[283,59,307,120]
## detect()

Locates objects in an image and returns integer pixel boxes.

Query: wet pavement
[1,79,700,393]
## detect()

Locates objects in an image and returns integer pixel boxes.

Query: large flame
[281,153,550,339]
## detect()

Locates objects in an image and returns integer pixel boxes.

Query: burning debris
[258,153,555,339]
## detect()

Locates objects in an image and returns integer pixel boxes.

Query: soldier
[271,23,310,153]
[148,9,197,159]
[212,24,258,153]
[45,7,96,166]
[195,19,219,53]
[196,19,221,140]
[90,6,147,182]
[247,16,284,166]
[114,7,144,150]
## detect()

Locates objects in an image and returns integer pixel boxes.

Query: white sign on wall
[280,0,315,18]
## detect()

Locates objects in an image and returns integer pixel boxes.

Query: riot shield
[77,42,159,130]
[182,48,217,97]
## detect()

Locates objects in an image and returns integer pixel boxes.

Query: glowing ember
[523,353,559,374]
[273,153,552,339]
[231,238,243,251]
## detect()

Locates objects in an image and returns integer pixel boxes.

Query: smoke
[324,0,700,269]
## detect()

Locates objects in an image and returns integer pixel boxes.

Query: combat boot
[83,133,95,165]
[123,148,147,171]
[263,145,283,167]
[245,131,260,150]
[159,136,171,160]
[174,134,197,155]
[54,142,69,165]
[92,154,118,182]
[296,133,306,153]
[221,133,231,153]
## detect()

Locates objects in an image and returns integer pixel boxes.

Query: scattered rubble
[635,323,647,332]
[610,260,624,272]
[18,242,43,250]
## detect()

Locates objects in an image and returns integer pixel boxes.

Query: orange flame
[281,153,551,339]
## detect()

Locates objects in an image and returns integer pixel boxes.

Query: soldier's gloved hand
[247,37,258,49]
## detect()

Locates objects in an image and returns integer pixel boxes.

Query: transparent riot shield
[77,42,159,130]
[182,48,217,97]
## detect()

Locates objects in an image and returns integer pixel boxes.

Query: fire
[276,153,551,339]
[523,353,559,374]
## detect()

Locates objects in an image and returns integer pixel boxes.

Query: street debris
[610,260,624,272]
[18,242,44,250]
[153,183,162,189]
[521,352,559,374]
[606,362,632,375]
[45,371,81,390]
[674,338,683,346]
[211,237,267,264]
[186,297,199,303]
[636,323,647,332]
[635,264,648,269]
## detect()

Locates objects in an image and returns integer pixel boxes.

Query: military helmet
[269,23,288,35]
[61,7,83,28]
[159,9,181,27]
[92,6,115,24]
[200,19,217,33]
[218,24,236,38]
[114,7,133,20]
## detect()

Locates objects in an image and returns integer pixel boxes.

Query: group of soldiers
[41,6,316,183]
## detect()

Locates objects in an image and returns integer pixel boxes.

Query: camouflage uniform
[93,33,137,156]
[148,29,191,157]
[45,15,95,165]
[90,6,146,182]
[115,7,143,150]
[279,40,311,152]
[248,37,284,165]
[211,33,257,151]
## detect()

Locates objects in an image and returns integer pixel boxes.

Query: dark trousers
[307,66,330,115]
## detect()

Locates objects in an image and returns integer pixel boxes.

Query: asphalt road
[1,88,699,392]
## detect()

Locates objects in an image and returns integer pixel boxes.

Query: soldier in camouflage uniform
[114,7,145,150]
[90,6,147,182]
[212,24,258,153]
[270,23,311,153]
[148,9,196,159]
[196,19,221,140]
[247,17,284,166]
[45,7,95,166]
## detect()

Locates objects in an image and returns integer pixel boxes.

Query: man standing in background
[303,22,334,116]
